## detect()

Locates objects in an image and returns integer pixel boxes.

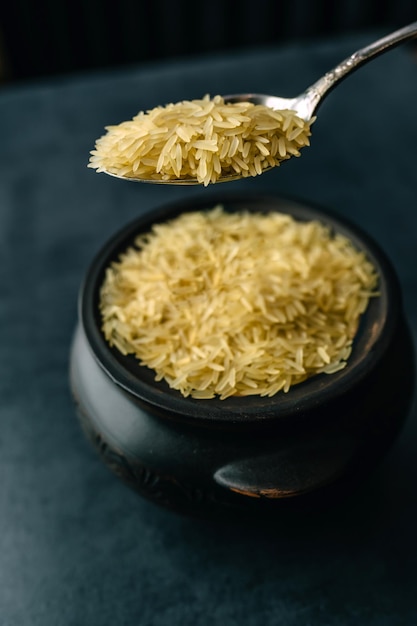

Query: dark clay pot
[70,193,415,519]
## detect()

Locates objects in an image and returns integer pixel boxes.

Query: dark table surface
[1,31,417,626]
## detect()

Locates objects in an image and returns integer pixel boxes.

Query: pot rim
[79,191,401,425]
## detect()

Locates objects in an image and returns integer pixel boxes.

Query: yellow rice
[88,95,313,186]
[100,206,378,399]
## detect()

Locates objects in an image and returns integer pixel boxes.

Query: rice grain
[89,95,313,185]
[100,206,378,399]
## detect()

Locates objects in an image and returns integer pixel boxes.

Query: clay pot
[70,193,415,518]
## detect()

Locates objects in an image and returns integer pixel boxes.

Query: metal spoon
[103,21,417,185]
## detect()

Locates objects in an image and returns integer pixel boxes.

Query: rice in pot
[100,206,378,399]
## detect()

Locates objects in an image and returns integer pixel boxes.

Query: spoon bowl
[100,21,417,185]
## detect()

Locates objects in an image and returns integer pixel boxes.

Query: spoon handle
[303,21,417,115]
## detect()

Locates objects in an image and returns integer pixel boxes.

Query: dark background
[1,2,417,625]
[1,0,417,84]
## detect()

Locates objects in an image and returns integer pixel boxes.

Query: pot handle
[213,435,358,499]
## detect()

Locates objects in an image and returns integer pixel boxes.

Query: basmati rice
[100,206,378,400]
[88,95,313,186]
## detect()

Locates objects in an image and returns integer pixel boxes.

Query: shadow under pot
[70,192,415,519]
